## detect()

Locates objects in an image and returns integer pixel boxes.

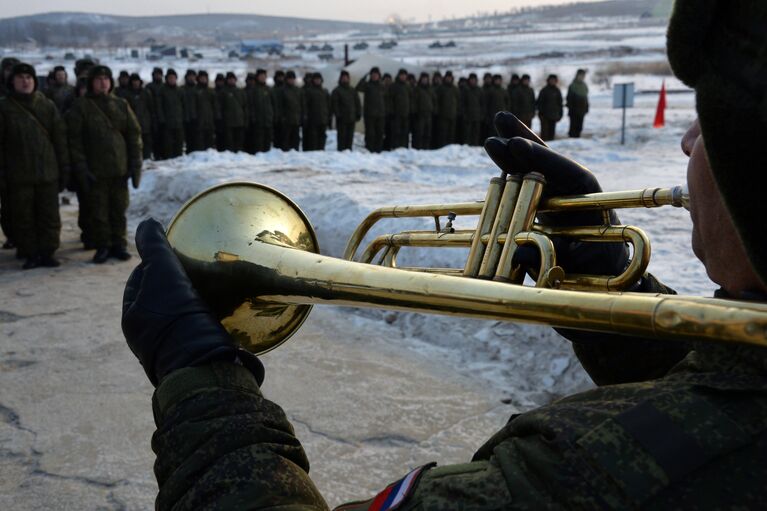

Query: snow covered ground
[129,88,708,409]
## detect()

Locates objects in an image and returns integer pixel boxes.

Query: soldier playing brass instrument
[122,2,767,509]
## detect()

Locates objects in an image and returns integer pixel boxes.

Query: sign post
[613,82,635,145]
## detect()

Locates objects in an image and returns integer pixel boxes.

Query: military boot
[93,247,110,264]
[109,245,131,261]
[39,253,61,268]
[22,255,40,270]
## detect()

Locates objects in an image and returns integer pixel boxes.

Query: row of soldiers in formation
[41,61,591,158]
[0,58,142,269]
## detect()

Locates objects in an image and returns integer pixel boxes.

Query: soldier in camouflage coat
[123,2,767,509]
[66,65,142,264]
[0,63,69,269]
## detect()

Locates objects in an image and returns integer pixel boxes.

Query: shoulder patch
[334,463,435,511]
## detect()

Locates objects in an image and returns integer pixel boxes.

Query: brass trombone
[166,179,766,356]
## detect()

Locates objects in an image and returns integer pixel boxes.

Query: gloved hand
[484,112,629,276]
[127,160,142,189]
[122,218,264,386]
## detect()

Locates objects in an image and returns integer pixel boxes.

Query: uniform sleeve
[556,273,691,386]
[151,362,329,511]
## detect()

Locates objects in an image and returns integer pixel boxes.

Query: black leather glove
[485,112,629,276]
[122,218,264,386]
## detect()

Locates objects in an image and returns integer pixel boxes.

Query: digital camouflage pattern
[149,274,767,510]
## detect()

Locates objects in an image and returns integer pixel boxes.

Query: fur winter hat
[87,65,114,92]
[667,0,767,283]
[7,62,38,92]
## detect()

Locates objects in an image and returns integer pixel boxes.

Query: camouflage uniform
[302,82,330,151]
[411,82,436,150]
[196,83,218,152]
[460,82,484,146]
[567,78,589,138]
[246,82,273,153]
[538,83,563,142]
[510,83,536,129]
[278,82,302,151]
[66,92,142,250]
[155,83,185,159]
[0,90,69,259]
[388,79,410,149]
[434,80,459,148]
[331,81,361,152]
[126,85,154,160]
[355,77,386,153]
[220,84,248,153]
[150,285,767,510]
[182,82,199,152]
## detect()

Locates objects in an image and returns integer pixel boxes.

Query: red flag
[654,80,667,128]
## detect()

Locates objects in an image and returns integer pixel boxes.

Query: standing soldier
[511,74,537,129]
[213,74,226,152]
[480,72,493,141]
[219,72,248,153]
[434,70,459,148]
[194,71,217,152]
[243,73,257,154]
[456,76,467,144]
[382,73,394,151]
[182,70,198,152]
[355,67,385,153]
[126,73,153,160]
[66,65,141,264]
[567,69,590,138]
[0,63,69,269]
[278,71,302,151]
[388,69,411,149]
[115,71,131,100]
[155,69,185,159]
[331,70,360,152]
[46,66,75,114]
[460,73,484,146]
[507,73,521,98]
[145,67,164,159]
[411,72,436,150]
[245,69,273,153]
[484,74,509,137]
[429,71,443,149]
[0,57,20,249]
[538,74,564,142]
[302,73,330,151]
[272,70,285,151]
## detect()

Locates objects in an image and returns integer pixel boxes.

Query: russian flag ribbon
[335,463,435,511]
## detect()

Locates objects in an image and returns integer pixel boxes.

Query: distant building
[240,39,284,54]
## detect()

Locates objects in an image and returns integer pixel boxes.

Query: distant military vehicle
[353,42,369,50]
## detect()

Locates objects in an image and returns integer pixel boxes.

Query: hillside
[0,12,382,47]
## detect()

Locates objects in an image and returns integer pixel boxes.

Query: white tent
[343,53,426,86]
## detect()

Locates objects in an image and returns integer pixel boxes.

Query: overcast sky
[0,0,602,23]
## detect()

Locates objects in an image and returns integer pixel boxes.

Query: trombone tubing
[247,241,767,348]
